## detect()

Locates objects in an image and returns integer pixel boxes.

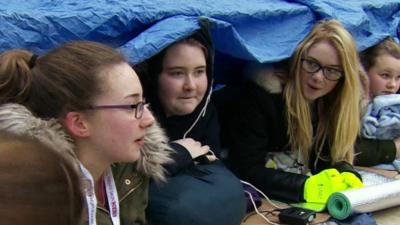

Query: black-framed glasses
[87,100,147,119]
[301,58,343,81]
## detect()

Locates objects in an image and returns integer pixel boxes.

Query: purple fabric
[242,183,262,212]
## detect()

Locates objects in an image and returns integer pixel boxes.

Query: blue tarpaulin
[1,0,399,82]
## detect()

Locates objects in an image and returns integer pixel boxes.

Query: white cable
[240,180,287,210]
[244,190,281,225]
[183,79,213,139]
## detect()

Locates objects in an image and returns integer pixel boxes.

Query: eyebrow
[380,67,399,73]
[124,93,142,100]
[307,56,342,69]
[165,65,206,70]
[165,66,185,71]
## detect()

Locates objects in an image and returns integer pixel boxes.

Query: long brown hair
[0,41,126,118]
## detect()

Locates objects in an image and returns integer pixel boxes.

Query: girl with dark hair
[138,27,246,225]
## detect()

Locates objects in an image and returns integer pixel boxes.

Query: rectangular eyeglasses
[87,100,147,119]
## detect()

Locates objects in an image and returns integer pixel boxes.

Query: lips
[135,137,145,146]
[178,97,196,103]
[308,83,322,90]
[180,96,195,99]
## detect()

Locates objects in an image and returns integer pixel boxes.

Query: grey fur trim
[358,67,371,116]
[0,103,79,170]
[0,103,174,182]
[251,65,285,94]
[136,121,174,183]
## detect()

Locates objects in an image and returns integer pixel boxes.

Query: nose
[183,75,195,90]
[139,107,155,129]
[387,78,396,89]
[311,68,325,82]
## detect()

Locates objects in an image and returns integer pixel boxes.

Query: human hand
[173,138,217,162]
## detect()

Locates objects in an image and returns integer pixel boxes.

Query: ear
[64,112,90,138]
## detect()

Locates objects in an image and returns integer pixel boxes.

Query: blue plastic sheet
[1,0,399,68]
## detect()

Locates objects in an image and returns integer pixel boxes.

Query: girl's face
[86,62,154,163]
[368,54,400,97]
[300,40,342,102]
[157,42,208,117]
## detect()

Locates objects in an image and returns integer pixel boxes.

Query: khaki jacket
[97,164,149,225]
[0,104,173,225]
[97,122,173,225]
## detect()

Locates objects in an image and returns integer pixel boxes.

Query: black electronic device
[278,207,316,225]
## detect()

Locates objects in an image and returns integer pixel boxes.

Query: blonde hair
[284,19,362,165]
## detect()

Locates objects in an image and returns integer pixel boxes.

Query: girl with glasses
[219,19,365,206]
[0,41,173,225]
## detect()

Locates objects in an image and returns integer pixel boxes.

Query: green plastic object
[327,192,352,220]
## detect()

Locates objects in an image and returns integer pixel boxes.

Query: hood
[0,103,173,182]
[136,121,174,182]
[140,23,214,139]
[0,103,79,170]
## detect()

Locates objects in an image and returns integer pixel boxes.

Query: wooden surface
[374,207,400,225]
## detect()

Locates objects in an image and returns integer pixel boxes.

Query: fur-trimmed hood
[0,103,79,169]
[136,120,173,182]
[0,103,173,182]
[248,64,286,94]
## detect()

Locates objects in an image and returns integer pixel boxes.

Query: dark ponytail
[0,50,35,104]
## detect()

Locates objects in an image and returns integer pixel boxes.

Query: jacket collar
[135,121,173,182]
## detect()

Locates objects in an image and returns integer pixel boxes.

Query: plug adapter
[278,207,316,225]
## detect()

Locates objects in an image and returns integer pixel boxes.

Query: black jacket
[355,137,396,166]
[217,73,360,202]
[139,25,221,175]
[140,26,246,225]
